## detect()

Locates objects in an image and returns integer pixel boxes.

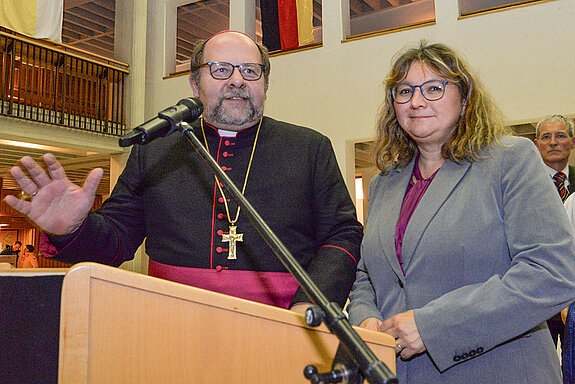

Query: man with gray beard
[5,31,363,312]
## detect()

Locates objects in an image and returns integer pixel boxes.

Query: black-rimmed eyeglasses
[391,80,449,104]
[200,61,265,81]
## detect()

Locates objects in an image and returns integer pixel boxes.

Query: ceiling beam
[363,0,380,10]
[64,29,114,48]
[64,0,96,11]
[349,0,366,14]
[77,2,115,23]
[67,7,115,29]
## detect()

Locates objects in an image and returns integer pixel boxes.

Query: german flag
[260,0,314,52]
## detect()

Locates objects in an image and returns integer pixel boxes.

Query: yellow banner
[0,0,37,37]
[296,0,314,45]
[0,0,62,42]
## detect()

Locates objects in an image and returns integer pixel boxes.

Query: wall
[144,0,575,194]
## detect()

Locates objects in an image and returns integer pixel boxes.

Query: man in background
[11,241,21,256]
[0,244,12,255]
[535,114,575,201]
[534,114,575,347]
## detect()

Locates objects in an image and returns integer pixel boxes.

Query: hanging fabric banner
[0,0,64,43]
[261,0,314,52]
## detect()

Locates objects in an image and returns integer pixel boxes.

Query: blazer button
[398,280,404,288]
[453,355,461,362]
[476,347,484,353]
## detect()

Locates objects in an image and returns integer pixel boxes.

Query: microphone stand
[177,121,397,383]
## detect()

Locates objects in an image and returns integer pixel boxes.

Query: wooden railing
[0,30,128,136]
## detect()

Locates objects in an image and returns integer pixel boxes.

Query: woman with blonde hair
[347,41,575,383]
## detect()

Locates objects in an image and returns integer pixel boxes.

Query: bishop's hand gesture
[4,153,103,235]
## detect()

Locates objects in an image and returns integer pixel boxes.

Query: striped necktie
[553,172,569,203]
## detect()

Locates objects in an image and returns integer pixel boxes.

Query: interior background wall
[144,0,575,194]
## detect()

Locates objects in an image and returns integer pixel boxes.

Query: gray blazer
[348,136,575,383]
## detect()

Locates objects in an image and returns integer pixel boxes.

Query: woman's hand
[380,310,426,359]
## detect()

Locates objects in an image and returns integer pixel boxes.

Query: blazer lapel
[400,159,471,272]
[376,160,414,280]
[568,165,575,194]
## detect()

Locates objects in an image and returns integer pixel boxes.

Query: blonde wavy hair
[373,41,510,172]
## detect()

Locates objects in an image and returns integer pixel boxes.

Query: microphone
[119,97,203,147]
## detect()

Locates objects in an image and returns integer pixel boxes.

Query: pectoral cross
[222,225,243,260]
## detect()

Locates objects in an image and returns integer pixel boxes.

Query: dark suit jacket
[44,116,363,308]
[568,165,575,194]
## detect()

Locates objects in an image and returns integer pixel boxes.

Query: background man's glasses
[200,61,264,81]
[391,80,449,104]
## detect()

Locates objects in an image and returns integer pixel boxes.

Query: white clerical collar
[217,129,238,137]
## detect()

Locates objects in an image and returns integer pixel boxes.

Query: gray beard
[205,91,263,127]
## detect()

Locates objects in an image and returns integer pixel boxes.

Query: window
[176,0,230,69]
[62,0,116,59]
[173,0,322,73]
[355,176,365,225]
[460,0,548,16]
[346,0,435,39]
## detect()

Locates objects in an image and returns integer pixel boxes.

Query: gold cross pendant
[222,225,243,260]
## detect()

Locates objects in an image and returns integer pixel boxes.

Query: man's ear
[189,75,200,98]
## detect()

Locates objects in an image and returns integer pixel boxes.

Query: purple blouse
[394,157,439,275]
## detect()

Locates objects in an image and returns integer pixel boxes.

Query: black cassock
[43,116,363,308]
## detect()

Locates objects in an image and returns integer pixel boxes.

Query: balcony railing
[0,30,128,136]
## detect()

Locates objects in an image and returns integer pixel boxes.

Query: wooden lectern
[59,263,395,383]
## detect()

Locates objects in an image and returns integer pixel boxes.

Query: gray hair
[535,114,575,138]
